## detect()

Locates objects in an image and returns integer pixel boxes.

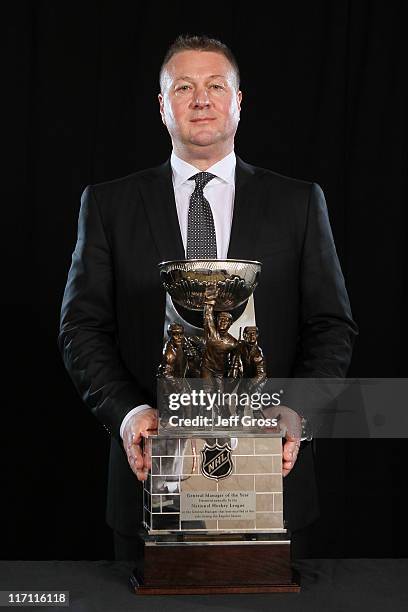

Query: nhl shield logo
[201,442,233,480]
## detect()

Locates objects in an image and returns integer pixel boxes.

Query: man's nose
[191,86,210,107]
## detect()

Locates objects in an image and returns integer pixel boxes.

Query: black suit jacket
[59,156,357,534]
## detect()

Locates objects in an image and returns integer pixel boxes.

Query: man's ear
[237,90,242,112]
[158,93,166,126]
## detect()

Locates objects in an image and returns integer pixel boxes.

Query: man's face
[171,330,184,346]
[217,313,232,334]
[158,50,242,151]
[244,329,258,344]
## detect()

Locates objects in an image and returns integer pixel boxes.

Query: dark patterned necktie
[186,172,217,259]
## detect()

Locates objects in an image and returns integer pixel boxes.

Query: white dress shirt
[119,151,236,438]
[171,150,235,259]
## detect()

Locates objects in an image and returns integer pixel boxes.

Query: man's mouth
[190,117,216,123]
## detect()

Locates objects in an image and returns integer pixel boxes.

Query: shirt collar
[171,150,236,189]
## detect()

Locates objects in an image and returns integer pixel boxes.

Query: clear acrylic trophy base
[131,430,300,594]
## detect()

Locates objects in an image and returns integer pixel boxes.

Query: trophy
[131,260,300,594]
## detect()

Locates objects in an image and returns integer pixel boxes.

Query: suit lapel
[227,156,261,259]
[138,159,185,262]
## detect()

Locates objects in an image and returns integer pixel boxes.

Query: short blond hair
[160,34,240,92]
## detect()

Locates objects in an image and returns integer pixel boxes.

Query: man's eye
[176,85,191,91]
[210,84,224,90]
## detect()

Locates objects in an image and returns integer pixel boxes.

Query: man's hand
[282,434,301,477]
[123,408,158,481]
[204,282,218,304]
[263,405,302,477]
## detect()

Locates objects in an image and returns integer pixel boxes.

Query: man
[157,322,189,424]
[199,286,238,420]
[158,322,188,380]
[238,326,267,386]
[59,35,357,559]
[201,288,238,380]
[233,326,267,420]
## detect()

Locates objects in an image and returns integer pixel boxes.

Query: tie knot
[189,172,215,190]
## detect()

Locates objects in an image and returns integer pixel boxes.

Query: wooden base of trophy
[131,532,300,595]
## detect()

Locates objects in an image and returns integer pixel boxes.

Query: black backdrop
[3,1,407,559]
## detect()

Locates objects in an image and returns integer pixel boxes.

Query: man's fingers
[140,424,157,438]
[123,409,158,480]
[125,429,152,480]
[126,441,138,464]
[143,442,152,470]
[125,437,143,467]
[128,442,143,469]
[135,466,149,481]
[139,414,158,437]
[282,437,301,477]
[283,439,300,461]
[125,418,156,450]
[126,443,150,481]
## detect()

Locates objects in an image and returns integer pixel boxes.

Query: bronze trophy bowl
[158,259,261,312]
